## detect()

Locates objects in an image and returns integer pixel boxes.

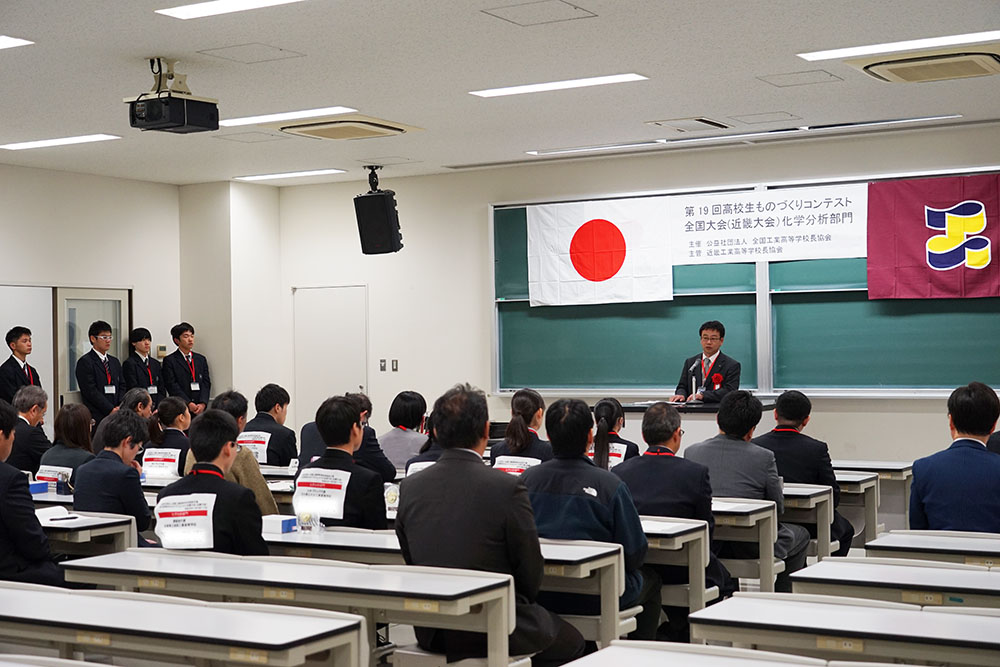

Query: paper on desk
[712,500,763,512]
[267,480,294,492]
[35,506,80,521]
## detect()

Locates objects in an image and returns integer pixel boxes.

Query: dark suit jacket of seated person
[395,383,585,665]
[910,382,1000,533]
[683,390,810,593]
[591,397,640,468]
[8,385,51,476]
[988,430,1000,455]
[136,395,191,478]
[0,399,64,586]
[752,390,854,556]
[489,388,553,465]
[74,321,124,427]
[74,409,154,545]
[298,396,387,530]
[519,398,662,642]
[244,383,297,466]
[161,322,211,414]
[670,320,741,404]
[300,406,395,482]
[0,326,42,405]
[613,401,736,597]
[158,409,268,556]
[39,403,96,486]
[122,328,166,409]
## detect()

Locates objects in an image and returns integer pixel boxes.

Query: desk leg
[686,539,707,612]
[902,476,912,530]
[864,485,878,544]
[758,515,775,593]
[328,637,359,667]
[598,564,617,647]
[817,499,832,560]
[485,596,509,667]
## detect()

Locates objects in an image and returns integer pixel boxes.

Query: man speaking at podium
[669,321,741,403]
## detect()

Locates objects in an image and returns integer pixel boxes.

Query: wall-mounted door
[55,288,130,408]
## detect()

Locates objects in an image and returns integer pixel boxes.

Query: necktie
[102,357,110,381]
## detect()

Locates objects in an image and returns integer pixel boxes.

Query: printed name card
[237,431,271,463]
[154,493,216,548]
[142,448,181,479]
[406,461,435,476]
[293,468,351,519]
[493,456,542,476]
[36,465,73,492]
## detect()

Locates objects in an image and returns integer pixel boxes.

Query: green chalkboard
[770,258,868,291]
[494,207,529,299]
[772,291,1000,388]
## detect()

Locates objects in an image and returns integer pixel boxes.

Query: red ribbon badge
[711,373,723,385]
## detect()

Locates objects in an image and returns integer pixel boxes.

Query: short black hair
[642,402,681,446]
[129,327,152,345]
[5,326,31,348]
[0,400,16,438]
[432,383,489,449]
[546,399,594,457]
[189,409,239,462]
[717,390,762,437]
[345,392,373,417]
[210,391,249,422]
[120,388,152,413]
[775,390,812,425]
[388,391,426,429]
[255,383,290,413]
[88,320,112,339]
[157,396,189,427]
[948,382,1000,436]
[170,322,194,343]
[102,409,148,450]
[699,320,725,339]
[316,396,361,446]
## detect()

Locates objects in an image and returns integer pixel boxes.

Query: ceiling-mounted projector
[124,58,218,133]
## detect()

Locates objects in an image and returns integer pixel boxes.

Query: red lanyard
[187,355,196,381]
[772,428,800,433]
[146,362,153,385]
[24,364,33,384]
[701,356,717,381]
[397,426,408,431]
[645,448,675,456]
[102,359,111,385]
[191,468,223,479]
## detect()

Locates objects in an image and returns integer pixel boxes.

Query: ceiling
[2,0,999,186]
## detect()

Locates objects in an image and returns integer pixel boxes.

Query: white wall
[276,123,1000,460]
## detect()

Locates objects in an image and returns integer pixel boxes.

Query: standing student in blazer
[122,327,165,409]
[489,388,553,465]
[591,397,640,469]
[0,326,42,405]
[8,385,51,475]
[669,320,741,403]
[379,390,429,470]
[74,320,124,428]
[162,322,210,416]
[298,395,387,529]
[243,383,297,466]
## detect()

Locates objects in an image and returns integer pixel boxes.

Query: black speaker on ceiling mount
[354,166,403,254]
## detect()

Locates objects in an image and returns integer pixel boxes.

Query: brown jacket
[184,447,278,516]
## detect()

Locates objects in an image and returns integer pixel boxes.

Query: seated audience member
[753,390,854,556]
[592,397,640,469]
[379,390,428,469]
[93,388,154,452]
[396,384,584,666]
[158,410,268,555]
[122,327,165,409]
[183,391,278,516]
[404,412,442,475]
[613,401,735,641]
[74,409,154,546]
[162,322,210,416]
[520,399,661,641]
[39,404,95,485]
[0,326,42,405]
[74,320,124,428]
[300,393,396,481]
[685,391,809,593]
[910,382,1000,532]
[150,396,191,476]
[298,395,387,529]
[9,386,51,475]
[244,383,297,466]
[987,429,1000,455]
[0,400,64,586]
[489,388,552,465]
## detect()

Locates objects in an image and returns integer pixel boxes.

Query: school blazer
[489,431,553,465]
[0,461,54,581]
[162,350,211,404]
[75,350,124,425]
[244,412,297,467]
[122,352,166,407]
[0,356,41,405]
[673,352,741,402]
[300,421,395,482]
[74,450,152,532]
[298,448,387,529]
[910,438,1000,533]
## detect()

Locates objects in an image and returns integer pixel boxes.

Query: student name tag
[237,431,271,464]
[190,382,200,391]
[607,443,627,468]
[147,386,158,395]
[493,456,542,476]
[36,465,73,492]
[406,461,435,476]
[155,493,216,549]
[104,385,116,395]
[294,468,351,520]
[143,448,181,479]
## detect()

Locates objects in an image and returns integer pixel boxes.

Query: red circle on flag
[570,218,627,282]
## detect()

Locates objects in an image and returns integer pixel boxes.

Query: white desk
[37,510,136,554]
[690,593,1000,665]
[259,464,297,479]
[866,532,1000,567]
[835,471,880,546]
[0,583,363,666]
[791,559,1000,607]
[563,640,827,666]
[832,460,911,531]
[782,484,834,560]
[640,517,714,611]
[62,549,512,667]
[29,491,74,508]
[712,499,780,592]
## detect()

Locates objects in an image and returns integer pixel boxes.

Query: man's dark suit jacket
[396,447,560,660]
[752,427,855,553]
[74,450,152,533]
[122,352,166,408]
[0,356,42,405]
[298,448,387,529]
[75,350,124,426]
[8,418,51,475]
[0,461,62,586]
[161,350,211,405]
[911,438,1000,533]
[244,412,297,466]
[157,464,268,555]
[674,352,741,403]
[988,431,1000,455]
[300,422,395,481]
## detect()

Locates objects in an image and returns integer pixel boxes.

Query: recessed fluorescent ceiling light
[219,105,357,127]
[0,36,34,50]
[657,129,802,145]
[802,114,961,131]
[0,134,120,151]
[798,29,1000,61]
[156,0,305,20]
[471,73,647,98]
[526,141,659,156]
[234,168,346,181]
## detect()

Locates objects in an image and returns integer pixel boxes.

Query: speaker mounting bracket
[363,165,383,193]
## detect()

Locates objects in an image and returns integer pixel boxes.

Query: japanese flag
[527,197,674,306]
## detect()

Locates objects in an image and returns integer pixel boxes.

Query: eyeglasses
[95,335,113,341]
[231,441,243,452]
[679,429,685,437]
[700,336,721,342]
